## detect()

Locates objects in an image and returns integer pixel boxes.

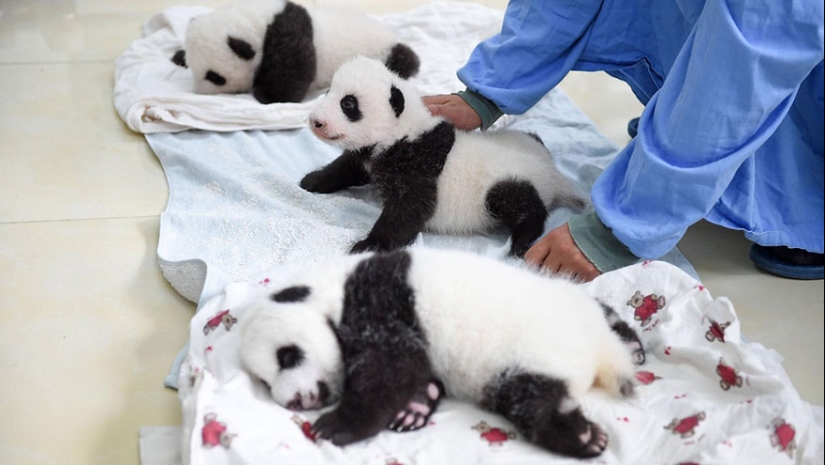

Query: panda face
[184,2,276,95]
[239,285,343,411]
[309,56,432,151]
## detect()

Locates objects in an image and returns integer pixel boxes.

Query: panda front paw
[350,238,383,254]
[312,409,372,446]
[299,171,335,193]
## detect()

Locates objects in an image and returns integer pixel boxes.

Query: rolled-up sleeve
[457,0,604,115]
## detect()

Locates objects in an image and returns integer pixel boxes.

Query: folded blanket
[114,2,505,133]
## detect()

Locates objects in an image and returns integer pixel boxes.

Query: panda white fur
[176,0,419,104]
[301,57,586,256]
[239,247,645,458]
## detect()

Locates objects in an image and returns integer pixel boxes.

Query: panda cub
[177,0,419,104]
[301,57,586,256]
[240,248,644,458]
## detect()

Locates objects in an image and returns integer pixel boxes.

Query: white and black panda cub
[240,248,645,459]
[174,0,419,104]
[301,56,586,256]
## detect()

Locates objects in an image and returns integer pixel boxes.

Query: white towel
[114,2,505,133]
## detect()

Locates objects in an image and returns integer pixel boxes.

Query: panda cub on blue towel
[175,0,419,104]
[240,248,645,458]
[301,57,586,257]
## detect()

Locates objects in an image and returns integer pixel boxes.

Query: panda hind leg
[480,369,608,458]
[388,378,444,432]
[600,302,646,366]
[485,180,548,258]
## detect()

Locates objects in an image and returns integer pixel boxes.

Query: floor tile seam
[0,59,115,66]
[0,214,159,226]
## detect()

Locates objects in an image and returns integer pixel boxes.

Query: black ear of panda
[227,36,256,60]
[171,50,187,68]
[272,285,311,303]
[390,86,405,118]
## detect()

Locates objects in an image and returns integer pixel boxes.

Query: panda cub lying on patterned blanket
[177,0,419,104]
[301,57,586,256]
[240,248,645,458]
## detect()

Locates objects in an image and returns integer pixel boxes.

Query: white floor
[0,1,821,464]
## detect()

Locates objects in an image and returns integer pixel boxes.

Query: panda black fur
[178,0,419,104]
[301,57,587,256]
[239,248,644,458]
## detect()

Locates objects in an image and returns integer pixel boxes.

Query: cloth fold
[114,2,506,133]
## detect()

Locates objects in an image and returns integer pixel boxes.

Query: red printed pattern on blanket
[635,370,662,385]
[770,418,796,458]
[203,309,238,335]
[472,421,516,446]
[292,415,317,442]
[627,291,666,327]
[202,413,235,448]
[664,412,706,438]
[716,358,743,391]
[704,318,731,343]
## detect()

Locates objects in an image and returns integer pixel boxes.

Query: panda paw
[627,340,646,365]
[312,410,366,446]
[578,422,609,458]
[388,379,444,432]
[350,239,380,254]
[299,171,331,193]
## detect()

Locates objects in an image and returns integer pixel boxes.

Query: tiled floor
[0,1,821,464]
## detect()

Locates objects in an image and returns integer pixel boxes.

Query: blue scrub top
[458,0,824,257]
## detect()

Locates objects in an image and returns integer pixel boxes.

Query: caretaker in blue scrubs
[425,0,824,280]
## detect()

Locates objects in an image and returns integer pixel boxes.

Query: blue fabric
[458,0,825,258]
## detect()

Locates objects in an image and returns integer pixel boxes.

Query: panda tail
[550,191,589,213]
[593,335,637,399]
[385,43,420,79]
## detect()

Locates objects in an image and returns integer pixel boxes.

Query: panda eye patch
[340,94,362,122]
[272,286,311,303]
[205,70,226,86]
[276,345,304,370]
[227,36,255,61]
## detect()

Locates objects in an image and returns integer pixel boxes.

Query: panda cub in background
[240,248,645,458]
[301,57,586,256]
[176,0,419,104]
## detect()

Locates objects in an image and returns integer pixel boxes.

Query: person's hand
[524,224,601,282]
[422,94,482,131]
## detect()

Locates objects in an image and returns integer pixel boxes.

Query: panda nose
[311,119,325,130]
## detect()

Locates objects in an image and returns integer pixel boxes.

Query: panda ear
[171,50,187,68]
[227,36,256,61]
[390,85,405,118]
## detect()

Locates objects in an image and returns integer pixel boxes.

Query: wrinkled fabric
[179,260,824,465]
[458,0,825,257]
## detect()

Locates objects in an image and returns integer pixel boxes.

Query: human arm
[456,0,603,115]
